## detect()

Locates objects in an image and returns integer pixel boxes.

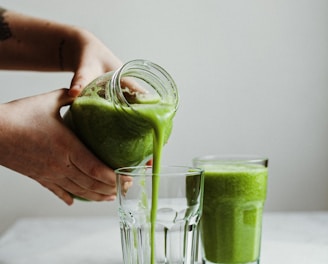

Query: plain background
[0,0,327,235]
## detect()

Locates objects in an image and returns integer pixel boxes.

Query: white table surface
[0,212,327,264]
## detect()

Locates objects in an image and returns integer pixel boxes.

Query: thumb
[28,88,75,117]
[69,68,94,97]
[53,88,75,107]
[42,88,75,115]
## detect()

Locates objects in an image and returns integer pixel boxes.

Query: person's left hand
[0,89,118,205]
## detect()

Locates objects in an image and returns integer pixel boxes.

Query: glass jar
[64,59,178,169]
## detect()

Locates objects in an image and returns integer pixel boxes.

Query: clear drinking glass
[116,166,204,264]
[193,155,268,264]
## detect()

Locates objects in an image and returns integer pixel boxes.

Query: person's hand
[68,30,123,97]
[0,88,117,205]
[67,30,146,97]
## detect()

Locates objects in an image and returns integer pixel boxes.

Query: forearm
[0,7,86,72]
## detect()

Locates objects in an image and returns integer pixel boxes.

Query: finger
[54,88,75,105]
[57,177,116,202]
[42,88,75,112]
[19,88,74,113]
[121,77,148,93]
[39,181,74,205]
[70,68,148,98]
[63,154,117,199]
[117,175,133,196]
[50,186,74,205]
[122,180,133,196]
[68,169,116,196]
[69,71,89,97]
[68,147,117,186]
[69,64,103,97]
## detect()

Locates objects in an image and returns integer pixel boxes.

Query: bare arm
[0,7,80,71]
[0,7,123,96]
[0,7,127,204]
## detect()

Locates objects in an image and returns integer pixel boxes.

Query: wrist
[62,27,96,71]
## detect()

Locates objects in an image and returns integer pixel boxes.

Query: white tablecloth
[0,212,327,264]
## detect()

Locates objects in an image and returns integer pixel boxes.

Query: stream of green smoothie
[66,96,176,264]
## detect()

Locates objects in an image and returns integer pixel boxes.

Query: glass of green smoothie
[116,165,204,264]
[193,155,268,264]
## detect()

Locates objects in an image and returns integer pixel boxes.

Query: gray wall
[1,0,328,234]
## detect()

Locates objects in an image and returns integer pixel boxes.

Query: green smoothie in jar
[64,60,178,170]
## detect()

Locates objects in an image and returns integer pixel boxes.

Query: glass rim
[115,165,203,177]
[193,154,268,164]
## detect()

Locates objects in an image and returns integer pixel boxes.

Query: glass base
[202,259,259,264]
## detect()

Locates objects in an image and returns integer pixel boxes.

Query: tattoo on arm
[0,7,12,41]
[58,39,65,70]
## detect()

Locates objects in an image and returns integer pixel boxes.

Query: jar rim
[193,155,269,167]
[110,59,179,110]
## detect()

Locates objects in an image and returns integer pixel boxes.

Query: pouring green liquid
[65,60,178,264]
[66,97,175,264]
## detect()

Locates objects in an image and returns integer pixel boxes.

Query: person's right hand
[0,88,117,205]
[67,29,147,97]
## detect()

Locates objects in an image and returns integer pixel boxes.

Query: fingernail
[68,84,82,97]
[105,195,116,201]
[124,181,133,189]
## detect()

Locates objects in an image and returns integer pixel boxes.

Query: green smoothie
[199,164,268,263]
[64,78,176,264]
[65,60,178,264]
[65,96,174,170]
